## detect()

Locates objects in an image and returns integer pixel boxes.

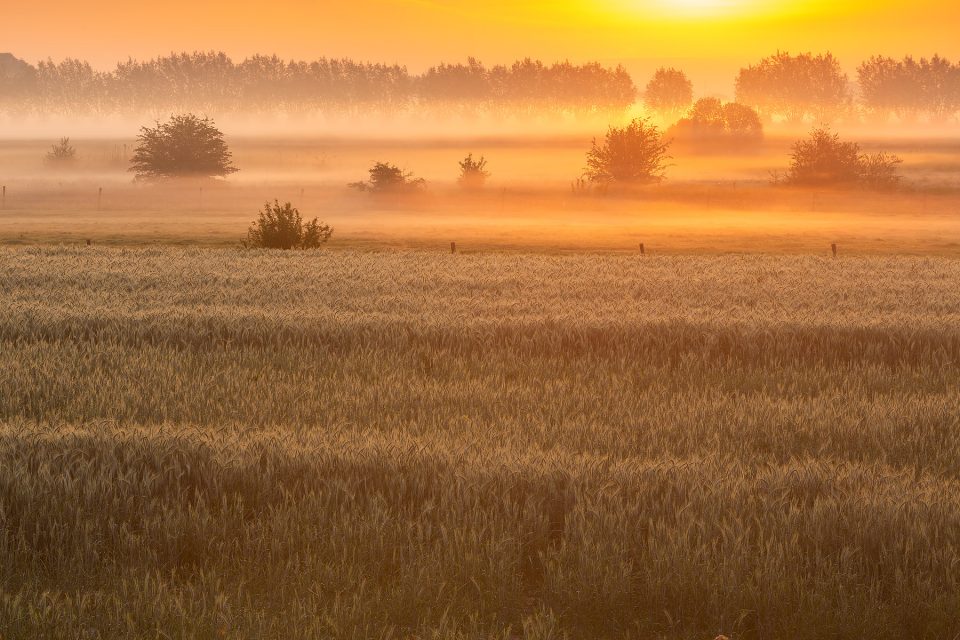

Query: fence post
[98,187,102,211]
[639,242,645,256]
[831,243,837,258]
[450,242,456,254]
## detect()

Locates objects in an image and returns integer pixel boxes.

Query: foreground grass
[1,247,960,639]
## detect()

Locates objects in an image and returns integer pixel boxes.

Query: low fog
[1,50,959,253]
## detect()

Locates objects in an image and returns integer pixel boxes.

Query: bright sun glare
[618,0,758,19]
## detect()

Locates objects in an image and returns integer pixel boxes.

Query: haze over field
[3,1,960,639]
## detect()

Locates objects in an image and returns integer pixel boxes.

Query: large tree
[735,52,851,123]
[129,114,238,181]
[643,67,693,119]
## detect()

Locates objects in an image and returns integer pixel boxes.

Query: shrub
[130,114,238,181]
[584,118,670,185]
[458,154,489,189]
[45,137,76,165]
[245,200,333,249]
[785,127,901,188]
[349,162,425,193]
[859,151,904,188]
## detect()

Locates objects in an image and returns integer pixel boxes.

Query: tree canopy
[735,52,851,123]
[858,55,960,123]
[643,67,693,118]
[129,114,238,181]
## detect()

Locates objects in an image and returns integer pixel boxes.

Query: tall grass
[1,247,959,638]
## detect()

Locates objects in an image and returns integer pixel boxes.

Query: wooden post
[1,185,5,210]
[450,242,456,254]
[639,242,645,255]
[831,243,837,258]
[86,239,91,246]
[97,187,102,211]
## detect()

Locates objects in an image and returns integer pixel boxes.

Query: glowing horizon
[4,0,959,79]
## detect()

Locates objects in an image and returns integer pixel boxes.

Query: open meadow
[2,134,960,254]
[2,247,960,639]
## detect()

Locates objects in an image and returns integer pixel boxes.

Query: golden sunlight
[612,0,769,19]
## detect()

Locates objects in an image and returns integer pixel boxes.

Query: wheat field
[1,246,960,639]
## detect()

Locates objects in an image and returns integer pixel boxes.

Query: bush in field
[245,200,333,249]
[350,162,426,194]
[458,154,489,189]
[785,127,901,188]
[45,137,77,165]
[584,118,670,185]
[130,114,238,181]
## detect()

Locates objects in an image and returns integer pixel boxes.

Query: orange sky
[5,0,960,94]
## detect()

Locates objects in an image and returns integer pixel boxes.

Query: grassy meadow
[2,247,960,638]
[3,134,960,254]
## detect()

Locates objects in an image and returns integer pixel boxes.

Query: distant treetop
[644,68,694,119]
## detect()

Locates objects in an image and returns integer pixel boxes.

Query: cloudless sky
[5,0,959,94]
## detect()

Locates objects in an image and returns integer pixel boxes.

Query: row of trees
[6,50,959,124]
[648,52,960,124]
[0,52,635,117]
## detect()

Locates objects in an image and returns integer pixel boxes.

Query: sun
[611,0,761,19]
[655,0,745,16]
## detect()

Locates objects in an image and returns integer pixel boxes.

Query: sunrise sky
[5,0,960,94]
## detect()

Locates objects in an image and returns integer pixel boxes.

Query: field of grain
[1,247,959,639]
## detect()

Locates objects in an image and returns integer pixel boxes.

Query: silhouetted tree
[129,114,238,181]
[723,103,763,138]
[670,99,763,146]
[245,200,333,249]
[644,68,693,119]
[45,137,77,165]
[736,52,851,123]
[0,53,37,114]
[584,118,670,184]
[36,58,107,115]
[349,162,425,193]
[784,127,901,188]
[458,154,490,189]
[858,54,960,123]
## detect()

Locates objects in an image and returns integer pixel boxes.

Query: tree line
[4,50,959,124]
[0,52,635,118]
